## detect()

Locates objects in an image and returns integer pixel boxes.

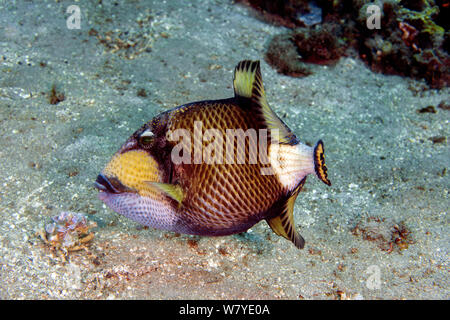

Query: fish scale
[169,101,281,228]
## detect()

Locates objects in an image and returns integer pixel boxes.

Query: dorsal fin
[266,177,307,249]
[233,60,296,145]
[145,181,184,206]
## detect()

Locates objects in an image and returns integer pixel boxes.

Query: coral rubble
[240,0,449,88]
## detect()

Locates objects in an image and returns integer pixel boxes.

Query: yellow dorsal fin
[233,60,259,98]
[146,182,184,205]
[233,60,296,144]
[266,177,307,249]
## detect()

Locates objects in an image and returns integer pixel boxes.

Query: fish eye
[139,130,154,147]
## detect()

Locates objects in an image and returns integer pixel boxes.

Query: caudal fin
[313,140,331,186]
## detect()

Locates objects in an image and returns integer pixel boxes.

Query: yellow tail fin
[313,140,331,186]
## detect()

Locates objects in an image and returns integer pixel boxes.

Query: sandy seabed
[0,0,448,299]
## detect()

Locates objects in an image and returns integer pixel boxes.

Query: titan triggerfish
[95,60,331,249]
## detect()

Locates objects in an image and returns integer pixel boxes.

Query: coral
[352,216,413,252]
[265,33,313,77]
[265,22,352,76]
[291,25,348,64]
[399,1,444,36]
[242,0,450,88]
[88,10,161,60]
[237,0,312,28]
[437,100,450,110]
[355,0,449,88]
[49,84,65,105]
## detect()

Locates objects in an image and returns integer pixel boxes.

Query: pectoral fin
[266,177,307,249]
[145,182,184,206]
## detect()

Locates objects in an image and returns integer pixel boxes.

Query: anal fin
[266,177,307,249]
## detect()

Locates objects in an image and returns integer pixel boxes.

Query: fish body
[95,60,330,248]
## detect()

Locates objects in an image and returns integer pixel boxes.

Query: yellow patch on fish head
[102,150,162,197]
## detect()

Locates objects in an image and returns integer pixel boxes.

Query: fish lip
[94,173,129,194]
[97,191,109,201]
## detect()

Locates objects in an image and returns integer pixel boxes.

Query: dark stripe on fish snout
[95,174,131,194]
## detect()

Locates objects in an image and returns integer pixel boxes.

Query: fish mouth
[94,173,131,194]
